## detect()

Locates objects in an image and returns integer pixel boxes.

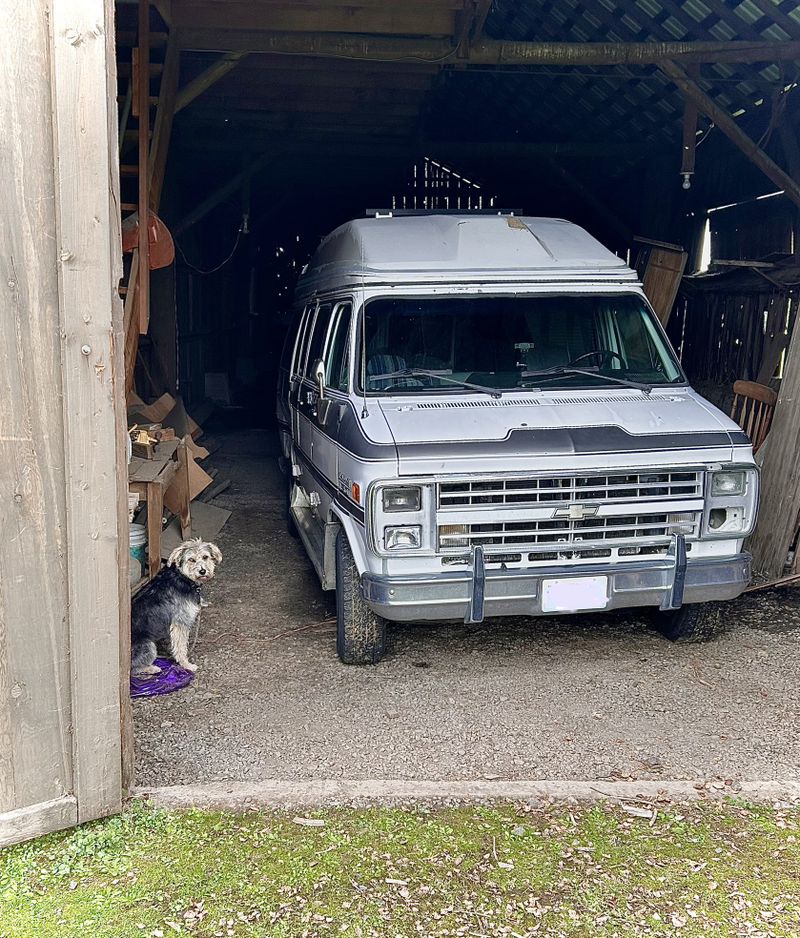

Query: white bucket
[130,523,147,585]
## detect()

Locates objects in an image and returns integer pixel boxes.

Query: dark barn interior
[117,0,800,592]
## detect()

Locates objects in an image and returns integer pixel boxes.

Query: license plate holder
[541,575,608,613]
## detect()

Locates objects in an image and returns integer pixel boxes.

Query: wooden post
[138,0,151,334]
[660,60,800,210]
[50,0,126,823]
[749,318,800,578]
[0,0,75,838]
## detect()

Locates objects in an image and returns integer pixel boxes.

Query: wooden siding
[0,0,125,847]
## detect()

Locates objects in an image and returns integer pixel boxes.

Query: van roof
[296,214,637,297]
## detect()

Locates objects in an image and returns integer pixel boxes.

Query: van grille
[438,469,702,508]
[438,512,701,551]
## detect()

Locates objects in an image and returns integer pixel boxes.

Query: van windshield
[361,294,683,393]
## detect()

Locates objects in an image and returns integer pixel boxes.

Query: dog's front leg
[169,622,198,672]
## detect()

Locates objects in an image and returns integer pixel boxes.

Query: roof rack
[365,208,524,218]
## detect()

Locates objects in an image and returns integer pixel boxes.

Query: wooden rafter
[659,60,800,209]
[175,52,248,113]
[177,32,800,65]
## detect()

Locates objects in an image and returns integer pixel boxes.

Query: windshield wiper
[519,365,653,395]
[368,367,503,399]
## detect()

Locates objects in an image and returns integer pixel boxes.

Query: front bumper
[360,544,751,623]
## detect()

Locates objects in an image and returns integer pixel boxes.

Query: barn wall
[0,0,126,847]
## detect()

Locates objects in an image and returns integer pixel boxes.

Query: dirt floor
[134,429,800,787]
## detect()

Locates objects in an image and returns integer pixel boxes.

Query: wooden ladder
[117,0,179,395]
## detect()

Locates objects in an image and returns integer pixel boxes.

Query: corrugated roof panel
[709,19,736,39]
[733,0,763,26]
[633,0,664,19]
[662,15,690,38]
[682,0,712,23]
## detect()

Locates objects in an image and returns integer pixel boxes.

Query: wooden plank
[108,4,136,798]
[175,52,248,113]
[659,60,800,210]
[138,0,151,334]
[178,30,800,64]
[0,0,74,817]
[50,0,125,823]
[173,2,457,36]
[173,153,272,234]
[0,796,78,850]
[641,246,688,326]
[748,315,800,578]
[149,32,180,211]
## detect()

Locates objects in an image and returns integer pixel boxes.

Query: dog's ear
[167,545,186,568]
[208,543,222,565]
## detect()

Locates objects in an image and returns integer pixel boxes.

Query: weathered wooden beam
[472,0,493,42]
[178,31,800,65]
[50,0,125,824]
[173,2,457,36]
[659,60,800,210]
[149,32,180,210]
[749,317,800,578]
[173,153,272,235]
[137,0,150,333]
[175,52,248,114]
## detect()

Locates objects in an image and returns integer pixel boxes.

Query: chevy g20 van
[277,213,757,664]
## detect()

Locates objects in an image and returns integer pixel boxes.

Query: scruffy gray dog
[131,538,222,674]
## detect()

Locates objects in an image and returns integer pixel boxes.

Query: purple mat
[130,658,195,699]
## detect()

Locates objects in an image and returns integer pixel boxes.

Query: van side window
[293,305,315,377]
[326,303,352,392]
[304,304,333,378]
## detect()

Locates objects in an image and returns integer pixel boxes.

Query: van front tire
[652,602,723,643]
[335,531,386,664]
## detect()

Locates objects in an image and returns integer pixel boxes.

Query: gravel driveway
[134,430,800,787]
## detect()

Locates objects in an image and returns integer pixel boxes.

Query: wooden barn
[2,0,800,846]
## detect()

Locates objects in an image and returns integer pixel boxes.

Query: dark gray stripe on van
[396,427,747,460]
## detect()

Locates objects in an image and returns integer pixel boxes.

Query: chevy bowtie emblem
[553,503,600,520]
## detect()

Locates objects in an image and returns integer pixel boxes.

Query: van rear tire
[651,602,723,643]
[335,531,386,664]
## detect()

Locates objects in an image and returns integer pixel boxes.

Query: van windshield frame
[355,293,687,395]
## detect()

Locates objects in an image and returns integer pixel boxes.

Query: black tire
[335,530,386,664]
[286,476,299,539]
[651,602,723,643]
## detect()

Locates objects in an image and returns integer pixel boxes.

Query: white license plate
[541,576,609,613]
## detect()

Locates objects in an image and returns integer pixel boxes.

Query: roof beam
[178,31,800,65]
[659,60,800,210]
[175,52,248,113]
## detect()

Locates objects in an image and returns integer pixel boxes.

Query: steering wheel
[567,349,626,369]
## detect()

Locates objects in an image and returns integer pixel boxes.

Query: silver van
[277,213,757,664]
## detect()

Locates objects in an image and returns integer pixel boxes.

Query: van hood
[377,388,748,473]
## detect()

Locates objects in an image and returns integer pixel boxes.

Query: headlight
[710,470,746,497]
[382,486,422,512]
[384,525,421,550]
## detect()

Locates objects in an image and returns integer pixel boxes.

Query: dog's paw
[136,664,162,675]
[182,662,198,673]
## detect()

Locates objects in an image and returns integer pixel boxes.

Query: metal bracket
[660,533,687,611]
[465,545,486,624]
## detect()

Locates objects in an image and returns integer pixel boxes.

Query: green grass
[2,799,799,937]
